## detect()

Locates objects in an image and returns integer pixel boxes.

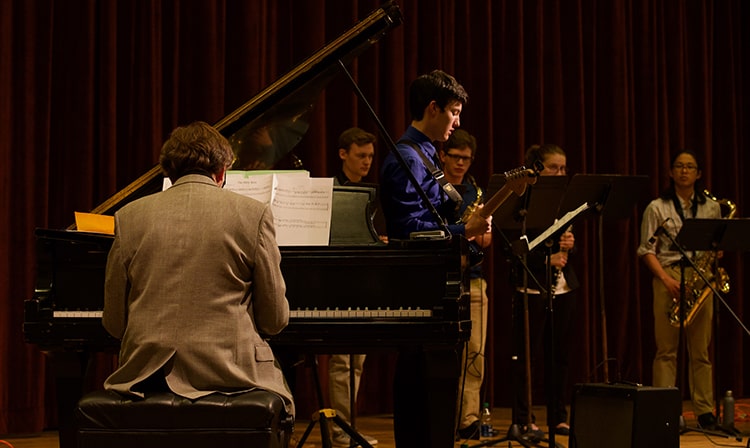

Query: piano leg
[393,346,462,447]
[47,351,91,448]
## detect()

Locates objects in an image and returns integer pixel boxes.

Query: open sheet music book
[226,170,333,246]
[164,170,334,246]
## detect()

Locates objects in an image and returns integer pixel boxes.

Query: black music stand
[558,174,648,383]
[674,219,750,332]
[675,219,750,440]
[655,220,742,442]
[558,174,648,219]
[479,178,571,448]
[490,175,569,231]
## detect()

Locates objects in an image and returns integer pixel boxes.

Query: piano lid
[84,1,402,222]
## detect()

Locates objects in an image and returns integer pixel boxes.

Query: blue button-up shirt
[380,126,464,240]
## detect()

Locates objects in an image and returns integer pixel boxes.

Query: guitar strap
[397,139,464,206]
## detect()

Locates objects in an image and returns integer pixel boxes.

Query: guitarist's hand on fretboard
[465,204,492,239]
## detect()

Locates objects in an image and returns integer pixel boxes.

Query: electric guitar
[481,165,540,218]
[460,161,542,223]
[462,162,541,265]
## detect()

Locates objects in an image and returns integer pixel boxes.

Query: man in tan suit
[103,121,294,416]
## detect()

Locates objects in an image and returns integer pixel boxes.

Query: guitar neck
[479,186,513,218]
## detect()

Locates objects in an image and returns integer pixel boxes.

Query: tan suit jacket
[103,174,293,414]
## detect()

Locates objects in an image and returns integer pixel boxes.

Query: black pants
[393,346,462,447]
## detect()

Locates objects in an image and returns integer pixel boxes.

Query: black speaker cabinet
[570,383,680,448]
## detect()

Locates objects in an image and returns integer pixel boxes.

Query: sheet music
[528,202,590,252]
[227,171,333,246]
[224,170,309,204]
[163,170,332,245]
[271,175,333,246]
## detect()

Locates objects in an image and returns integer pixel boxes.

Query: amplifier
[569,383,680,448]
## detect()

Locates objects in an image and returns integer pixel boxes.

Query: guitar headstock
[503,165,539,196]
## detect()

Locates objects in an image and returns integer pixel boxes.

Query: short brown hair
[445,129,477,157]
[338,127,377,152]
[160,121,235,182]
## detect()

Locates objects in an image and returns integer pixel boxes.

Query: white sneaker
[331,430,379,447]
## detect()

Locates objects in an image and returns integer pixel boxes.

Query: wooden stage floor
[2,400,748,448]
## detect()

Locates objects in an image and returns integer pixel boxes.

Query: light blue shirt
[637,194,721,267]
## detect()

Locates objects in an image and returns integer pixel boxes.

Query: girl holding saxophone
[637,149,722,430]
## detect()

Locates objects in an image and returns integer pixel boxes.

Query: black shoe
[555,424,570,436]
[698,412,717,430]
[520,424,545,442]
[456,420,480,440]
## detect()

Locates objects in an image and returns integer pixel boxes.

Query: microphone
[648,217,671,245]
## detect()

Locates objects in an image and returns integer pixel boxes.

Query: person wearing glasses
[439,129,493,441]
[637,150,721,430]
[510,143,577,441]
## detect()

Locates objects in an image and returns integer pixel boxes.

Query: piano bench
[75,389,293,448]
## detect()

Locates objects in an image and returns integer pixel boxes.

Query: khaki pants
[329,353,366,427]
[652,265,714,416]
[457,277,489,428]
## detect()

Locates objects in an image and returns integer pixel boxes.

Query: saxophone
[458,175,483,224]
[667,190,736,327]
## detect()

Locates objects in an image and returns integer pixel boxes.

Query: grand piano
[24,2,471,447]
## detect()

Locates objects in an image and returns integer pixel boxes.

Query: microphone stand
[657,228,735,441]
[668,218,750,442]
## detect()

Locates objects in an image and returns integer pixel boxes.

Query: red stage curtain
[0,0,747,432]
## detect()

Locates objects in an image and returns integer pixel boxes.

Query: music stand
[675,219,750,439]
[506,174,642,448]
[489,175,569,231]
[558,174,649,219]
[656,219,748,442]
[558,174,648,383]
[481,178,575,448]
[716,218,750,251]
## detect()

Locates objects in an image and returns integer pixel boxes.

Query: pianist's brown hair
[409,70,468,121]
[159,121,235,183]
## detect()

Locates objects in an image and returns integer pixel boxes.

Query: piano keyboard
[53,310,103,318]
[290,308,432,318]
[51,309,433,319]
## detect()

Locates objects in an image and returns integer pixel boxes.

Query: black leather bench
[76,389,293,448]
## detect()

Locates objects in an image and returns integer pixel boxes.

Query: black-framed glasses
[673,164,698,172]
[444,153,474,163]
